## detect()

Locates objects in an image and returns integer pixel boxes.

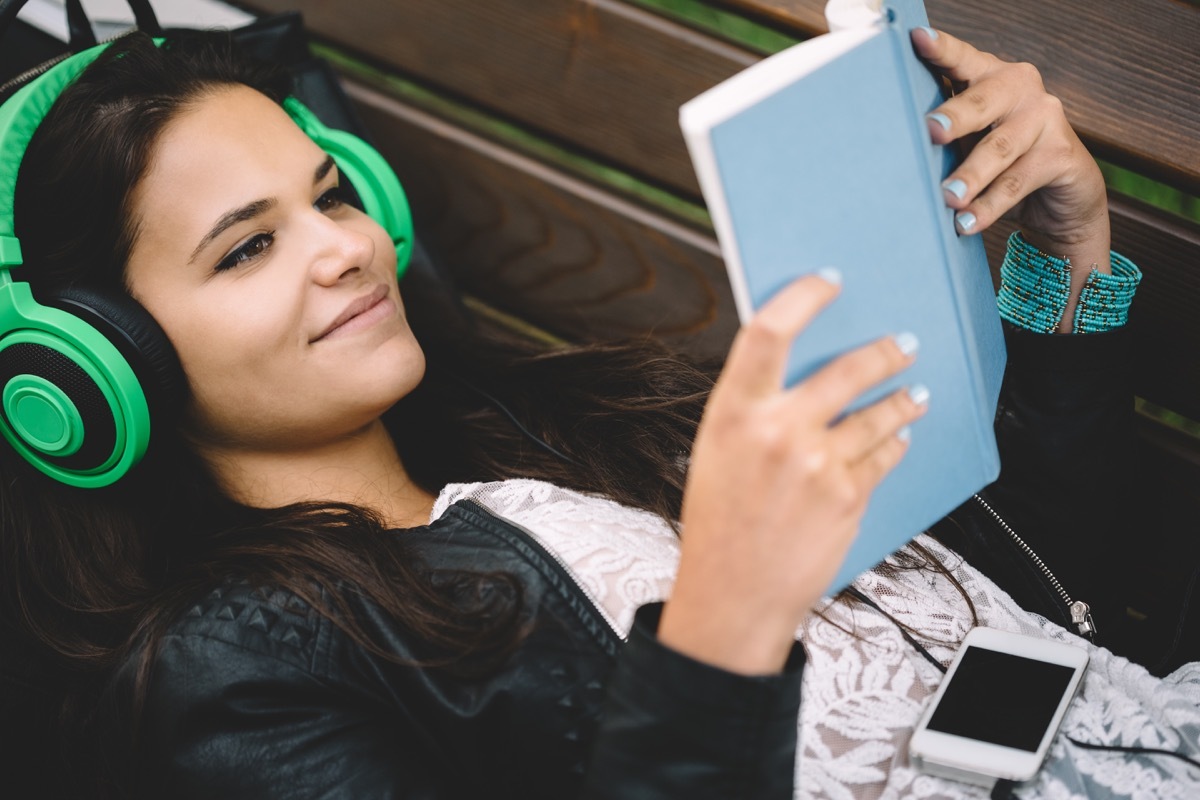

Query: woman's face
[124,85,424,453]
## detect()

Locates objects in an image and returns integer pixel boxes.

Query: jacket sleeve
[135,602,805,800]
[582,603,806,800]
[933,321,1136,633]
[137,633,451,800]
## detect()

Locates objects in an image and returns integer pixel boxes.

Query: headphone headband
[0,43,110,267]
[0,41,414,278]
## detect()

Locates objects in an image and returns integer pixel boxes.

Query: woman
[2,23,1194,800]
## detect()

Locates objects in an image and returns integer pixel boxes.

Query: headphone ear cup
[0,337,122,475]
[44,285,186,422]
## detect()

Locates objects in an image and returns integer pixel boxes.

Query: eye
[215,232,274,272]
[315,185,348,213]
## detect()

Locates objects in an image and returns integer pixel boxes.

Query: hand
[912,28,1111,326]
[658,272,927,675]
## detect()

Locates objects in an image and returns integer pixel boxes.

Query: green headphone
[0,39,414,488]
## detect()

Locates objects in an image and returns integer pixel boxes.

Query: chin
[367,345,427,407]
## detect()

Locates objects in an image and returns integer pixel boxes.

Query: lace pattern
[433,479,1200,799]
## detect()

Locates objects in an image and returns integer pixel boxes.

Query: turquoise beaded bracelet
[997,232,1142,334]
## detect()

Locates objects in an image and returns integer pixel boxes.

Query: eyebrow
[187,155,338,264]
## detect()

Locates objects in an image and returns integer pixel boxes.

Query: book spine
[884,10,1003,481]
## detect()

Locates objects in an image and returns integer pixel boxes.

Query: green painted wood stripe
[634,2,1200,222]
[1098,160,1200,224]
[314,32,1200,439]
[625,0,803,53]
[314,37,1200,229]
[1137,399,1200,442]
[462,296,569,347]
[310,42,713,230]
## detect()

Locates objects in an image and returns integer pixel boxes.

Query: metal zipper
[0,52,73,100]
[0,31,132,101]
[972,493,1096,639]
[459,499,627,643]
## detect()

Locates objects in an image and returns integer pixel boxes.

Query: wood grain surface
[237,0,1199,422]
[348,75,1200,422]
[247,2,1196,636]
[721,0,1200,193]
[344,80,741,362]
[239,0,757,198]
[239,0,1198,196]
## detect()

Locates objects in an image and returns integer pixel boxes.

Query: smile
[312,285,395,342]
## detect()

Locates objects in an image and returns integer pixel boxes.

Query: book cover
[680,0,1006,592]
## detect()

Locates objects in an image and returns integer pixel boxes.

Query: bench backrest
[240,0,1200,620]
[250,0,1200,614]
[238,0,1198,419]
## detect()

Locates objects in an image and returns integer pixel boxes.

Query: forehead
[131,85,324,231]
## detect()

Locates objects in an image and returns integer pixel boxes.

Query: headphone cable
[439,367,583,468]
[1152,560,1200,674]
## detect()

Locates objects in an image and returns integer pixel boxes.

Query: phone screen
[925,645,1077,751]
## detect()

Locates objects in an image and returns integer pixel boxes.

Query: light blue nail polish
[918,26,938,40]
[908,384,931,407]
[817,267,843,286]
[956,211,977,232]
[927,112,951,132]
[894,331,920,357]
[896,426,912,443]
[942,178,968,200]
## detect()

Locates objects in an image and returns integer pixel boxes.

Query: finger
[851,431,912,495]
[926,68,1046,152]
[910,27,1005,88]
[788,332,918,423]
[828,384,929,462]
[939,108,1047,218]
[718,270,842,399]
[954,145,1061,234]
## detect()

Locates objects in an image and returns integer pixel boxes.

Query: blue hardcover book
[680,0,1006,592]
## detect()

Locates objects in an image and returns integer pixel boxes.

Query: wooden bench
[232,0,1200,665]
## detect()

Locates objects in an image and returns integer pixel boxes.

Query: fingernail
[942,178,968,200]
[896,426,912,443]
[817,266,843,286]
[956,211,977,232]
[927,112,951,132]
[894,331,920,357]
[917,26,938,40]
[908,384,931,407]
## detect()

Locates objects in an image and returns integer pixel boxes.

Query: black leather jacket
[932,324,1134,638]
[125,323,1132,799]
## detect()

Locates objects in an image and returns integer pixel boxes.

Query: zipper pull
[1070,601,1096,639]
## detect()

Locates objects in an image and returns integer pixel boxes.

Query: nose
[309,213,376,286]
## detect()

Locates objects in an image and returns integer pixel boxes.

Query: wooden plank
[723,0,1200,194]
[350,74,1200,424]
[343,80,741,362]
[237,0,757,199]
[241,0,1198,195]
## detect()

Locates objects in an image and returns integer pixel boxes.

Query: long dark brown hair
[4,28,719,793]
[3,29,974,796]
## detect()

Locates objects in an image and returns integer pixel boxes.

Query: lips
[311,284,391,342]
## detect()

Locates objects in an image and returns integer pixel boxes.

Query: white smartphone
[909,627,1089,787]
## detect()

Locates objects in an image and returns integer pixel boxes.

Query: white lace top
[431,479,1200,800]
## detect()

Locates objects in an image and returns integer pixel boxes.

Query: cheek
[155,296,301,416]
[175,301,426,447]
